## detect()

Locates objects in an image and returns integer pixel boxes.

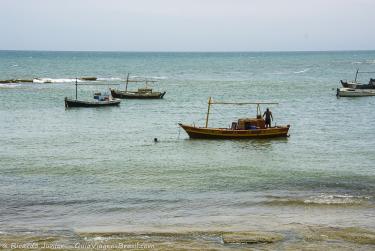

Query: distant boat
[110,73,166,99]
[179,97,290,139]
[64,79,121,108]
[79,77,97,81]
[340,69,375,89]
[64,96,121,108]
[111,88,166,99]
[336,87,375,97]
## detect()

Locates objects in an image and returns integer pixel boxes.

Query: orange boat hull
[179,123,290,139]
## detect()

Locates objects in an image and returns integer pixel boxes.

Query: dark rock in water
[0,79,12,83]
[17,79,33,83]
[0,79,33,83]
[80,77,97,81]
[222,231,283,244]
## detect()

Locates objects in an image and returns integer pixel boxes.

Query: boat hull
[64,97,121,108]
[179,123,290,139]
[111,89,166,99]
[337,88,375,97]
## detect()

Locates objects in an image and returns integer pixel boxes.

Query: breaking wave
[351,60,375,65]
[130,75,168,80]
[294,68,310,74]
[97,77,122,81]
[33,77,132,83]
[264,194,371,207]
[33,78,83,83]
[0,83,21,88]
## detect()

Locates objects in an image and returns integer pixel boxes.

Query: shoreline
[1,225,375,250]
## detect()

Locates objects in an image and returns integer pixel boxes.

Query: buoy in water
[154,138,158,142]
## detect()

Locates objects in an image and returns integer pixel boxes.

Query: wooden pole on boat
[75,78,78,100]
[256,104,261,117]
[205,97,212,128]
[203,99,278,127]
[125,73,129,92]
[355,68,359,82]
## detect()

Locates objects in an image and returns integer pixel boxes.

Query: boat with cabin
[179,97,290,139]
[340,69,375,89]
[110,73,166,99]
[64,79,121,108]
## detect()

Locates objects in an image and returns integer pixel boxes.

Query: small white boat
[336,87,375,97]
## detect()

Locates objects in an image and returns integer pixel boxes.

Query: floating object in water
[336,87,375,97]
[64,97,121,108]
[110,73,166,99]
[179,97,290,139]
[340,69,375,89]
[154,138,158,142]
[80,77,97,81]
[64,79,121,108]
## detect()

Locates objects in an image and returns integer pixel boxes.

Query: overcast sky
[0,0,374,51]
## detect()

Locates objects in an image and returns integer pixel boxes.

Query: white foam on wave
[149,76,168,80]
[269,71,288,75]
[0,83,21,88]
[303,194,370,205]
[33,78,83,83]
[97,77,122,81]
[352,59,375,64]
[83,236,113,241]
[294,68,310,74]
[130,75,168,80]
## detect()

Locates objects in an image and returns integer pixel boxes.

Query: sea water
[0,51,375,249]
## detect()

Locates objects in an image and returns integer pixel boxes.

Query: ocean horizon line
[1,49,375,54]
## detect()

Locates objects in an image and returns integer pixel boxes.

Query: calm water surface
[0,51,374,248]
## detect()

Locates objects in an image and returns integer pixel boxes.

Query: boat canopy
[205,97,278,127]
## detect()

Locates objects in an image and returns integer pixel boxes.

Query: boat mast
[256,104,261,117]
[75,78,78,100]
[205,97,212,128]
[125,73,130,92]
[355,68,359,82]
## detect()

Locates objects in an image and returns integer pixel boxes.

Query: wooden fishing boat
[179,97,290,139]
[340,69,375,89]
[111,88,166,99]
[336,87,375,97]
[64,79,121,108]
[110,73,166,99]
[64,97,120,108]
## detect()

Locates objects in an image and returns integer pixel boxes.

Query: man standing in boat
[263,108,273,128]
